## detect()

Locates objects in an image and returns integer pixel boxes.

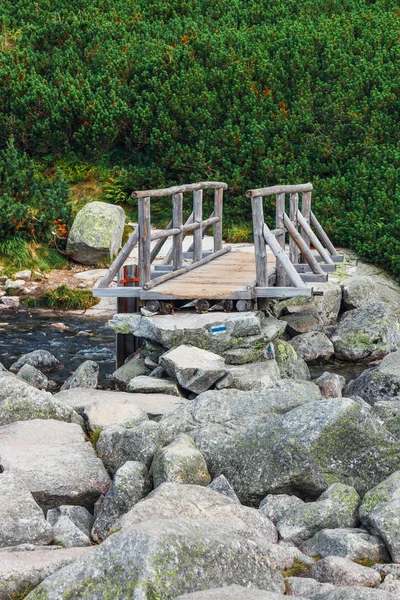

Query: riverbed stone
[17,364,49,390]
[0,472,53,548]
[159,345,228,393]
[66,201,125,265]
[85,397,148,430]
[55,387,185,420]
[315,372,346,398]
[301,528,390,562]
[208,474,240,503]
[96,420,165,473]
[10,350,61,373]
[190,398,400,504]
[60,360,99,391]
[91,461,151,542]
[260,484,360,544]
[274,340,310,379]
[112,352,150,388]
[342,275,400,311]
[126,375,181,396]
[151,434,211,488]
[346,350,400,405]
[0,420,111,510]
[0,546,92,600]
[291,332,334,363]
[0,375,83,426]
[331,302,400,361]
[359,471,400,562]
[310,555,381,587]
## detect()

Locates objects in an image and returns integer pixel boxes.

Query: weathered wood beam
[132,181,228,199]
[214,188,223,252]
[263,223,305,288]
[246,183,313,198]
[294,263,336,273]
[172,192,183,271]
[289,193,300,265]
[275,192,286,286]
[162,212,194,265]
[297,210,334,265]
[300,273,329,283]
[252,196,267,287]
[150,219,173,263]
[283,214,325,276]
[193,189,203,263]
[255,286,313,298]
[93,287,142,298]
[96,226,138,289]
[138,197,151,287]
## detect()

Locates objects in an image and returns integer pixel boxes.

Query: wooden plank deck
[141,247,276,300]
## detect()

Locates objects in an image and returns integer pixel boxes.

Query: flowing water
[0,309,116,389]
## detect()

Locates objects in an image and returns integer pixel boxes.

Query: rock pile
[2,270,400,598]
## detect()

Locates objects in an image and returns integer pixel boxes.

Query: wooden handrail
[132,181,228,198]
[246,183,313,198]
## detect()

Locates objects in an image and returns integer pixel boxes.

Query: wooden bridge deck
[141,247,276,300]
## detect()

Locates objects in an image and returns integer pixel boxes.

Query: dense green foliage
[0,137,71,243]
[24,285,99,309]
[1,0,400,272]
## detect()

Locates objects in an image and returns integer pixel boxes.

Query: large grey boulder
[346,350,400,405]
[96,420,165,473]
[359,471,400,562]
[301,528,390,562]
[290,332,334,363]
[372,400,400,438]
[310,556,381,587]
[17,364,49,390]
[331,302,400,361]
[342,275,400,311]
[0,547,92,600]
[60,360,99,391]
[0,420,110,510]
[190,398,400,504]
[285,577,335,599]
[66,201,125,265]
[274,281,342,325]
[0,472,53,548]
[151,434,211,488]
[10,350,61,373]
[224,360,281,391]
[159,345,228,393]
[274,340,310,379]
[25,518,284,599]
[91,461,151,542]
[260,484,360,544]
[55,387,185,420]
[280,309,322,335]
[109,311,287,365]
[0,376,83,426]
[158,380,322,445]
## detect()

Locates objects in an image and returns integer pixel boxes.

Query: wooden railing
[246,183,341,298]
[97,181,228,291]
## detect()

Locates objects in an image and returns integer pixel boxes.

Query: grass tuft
[282,558,311,578]
[88,427,101,448]
[24,285,99,310]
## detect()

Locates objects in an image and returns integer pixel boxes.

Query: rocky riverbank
[2,251,400,598]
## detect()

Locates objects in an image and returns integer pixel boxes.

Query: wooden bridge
[94,181,342,313]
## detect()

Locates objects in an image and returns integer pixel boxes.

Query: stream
[0,309,116,389]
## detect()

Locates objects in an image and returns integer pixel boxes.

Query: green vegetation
[24,285,99,310]
[282,557,311,578]
[1,0,400,272]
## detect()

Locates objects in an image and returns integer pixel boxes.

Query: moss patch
[24,285,99,310]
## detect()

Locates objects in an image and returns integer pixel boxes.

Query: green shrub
[24,285,99,310]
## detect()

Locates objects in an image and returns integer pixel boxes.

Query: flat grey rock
[10,350,61,373]
[301,528,390,562]
[126,375,181,396]
[224,360,281,391]
[285,577,335,599]
[313,589,399,599]
[112,353,150,387]
[342,275,400,311]
[55,388,186,420]
[85,397,148,430]
[151,434,211,488]
[291,331,334,363]
[310,556,381,587]
[175,586,299,599]
[0,472,53,548]
[0,420,110,510]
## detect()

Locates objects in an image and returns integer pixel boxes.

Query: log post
[301,190,312,262]
[172,192,183,270]
[214,187,223,252]
[275,192,286,286]
[289,192,300,265]
[193,189,203,262]
[252,196,268,309]
[138,196,151,287]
